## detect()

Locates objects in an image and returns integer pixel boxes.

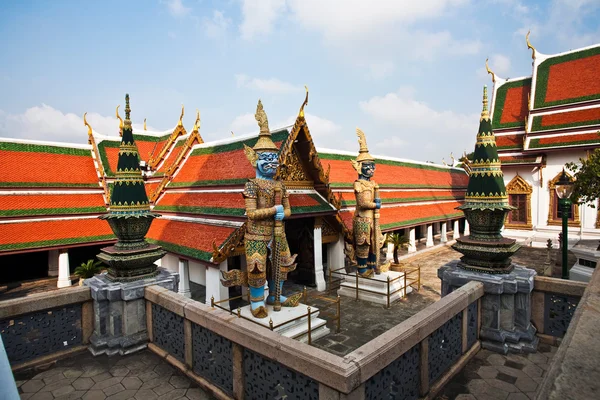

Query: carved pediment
[506,174,533,194]
[279,146,311,183]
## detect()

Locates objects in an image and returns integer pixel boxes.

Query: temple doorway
[285,217,316,287]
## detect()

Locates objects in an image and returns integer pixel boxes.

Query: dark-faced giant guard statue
[221,100,300,319]
[348,128,387,278]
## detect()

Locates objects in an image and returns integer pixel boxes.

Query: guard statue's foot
[282,293,302,307]
[359,269,374,278]
[251,305,268,319]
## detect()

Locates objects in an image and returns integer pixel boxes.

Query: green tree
[566,147,600,250]
[385,233,410,264]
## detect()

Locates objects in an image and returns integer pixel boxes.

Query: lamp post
[555,169,574,280]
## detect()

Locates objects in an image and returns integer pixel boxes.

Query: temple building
[489,37,600,246]
[0,95,467,301]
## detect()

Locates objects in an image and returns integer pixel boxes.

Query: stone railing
[536,265,600,399]
[530,276,587,345]
[0,286,93,370]
[145,280,484,399]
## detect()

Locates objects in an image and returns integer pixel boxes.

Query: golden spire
[485,58,496,83]
[116,105,123,130]
[480,85,490,121]
[144,118,147,130]
[178,104,184,127]
[526,30,536,60]
[193,109,200,131]
[251,99,278,152]
[299,85,309,118]
[124,94,131,129]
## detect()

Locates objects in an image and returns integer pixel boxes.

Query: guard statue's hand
[274,205,285,221]
[375,199,381,209]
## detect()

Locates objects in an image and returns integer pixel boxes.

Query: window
[505,175,533,229]
[509,194,528,224]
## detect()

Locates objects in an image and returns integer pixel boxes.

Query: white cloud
[235,74,303,94]
[0,105,155,144]
[202,10,231,39]
[476,53,511,80]
[359,87,478,162]
[162,0,191,18]
[230,112,256,136]
[287,0,469,39]
[239,0,286,40]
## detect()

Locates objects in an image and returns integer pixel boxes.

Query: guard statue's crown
[252,99,279,153]
[355,127,374,162]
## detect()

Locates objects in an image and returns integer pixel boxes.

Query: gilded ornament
[526,30,536,60]
[485,58,496,83]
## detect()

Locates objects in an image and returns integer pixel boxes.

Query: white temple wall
[160,253,179,273]
[189,260,207,286]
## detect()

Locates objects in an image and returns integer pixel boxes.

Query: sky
[0,0,599,163]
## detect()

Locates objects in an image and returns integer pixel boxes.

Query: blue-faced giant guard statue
[221,100,300,318]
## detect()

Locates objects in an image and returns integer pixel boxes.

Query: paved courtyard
[435,343,557,400]
[13,350,213,400]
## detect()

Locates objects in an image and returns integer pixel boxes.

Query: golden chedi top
[252,99,279,153]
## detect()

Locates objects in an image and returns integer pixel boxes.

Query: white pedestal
[238,303,330,343]
[569,241,600,283]
[337,270,413,305]
[570,265,593,283]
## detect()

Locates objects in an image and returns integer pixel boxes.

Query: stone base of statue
[452,236,521,274]
[439,260,538,354]
[85,268,179,356]
[238,303,330,343]
[569,240,600,283]
[337,270,413,305]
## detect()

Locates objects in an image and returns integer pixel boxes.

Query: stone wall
[0,286,93,370]
[145,280,484,399]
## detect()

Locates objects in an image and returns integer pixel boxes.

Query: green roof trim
[0,234,116,252]
[381,212,464,231]
[534,46,600,108]
[189,130,289,157]
[531,114,600,132]
[529,135,600,149]
[132,133,172,142]
[97,140,120,177]
[146,238,213,262]
[318,152,466,174]
[0,182,100,188]
[496,144,522,151]
[330,183,463,189]
[0,142,92,157]
[341,195,461,207]
[152,205,246,216]
[492,78,531,130]
[0,207,107,217]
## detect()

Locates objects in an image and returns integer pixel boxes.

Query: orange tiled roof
[339,201,464,232]
[337,190,465,206]
[319,153,468,189]
[0,193,106,218]
[535,47,600,108]
[496,134,523,151]
[531,107,600,132]
[492,78,531,130]
[0,142,99,188]
[146,218,236,262]
[529,132,600,150]
[0,218,115,253]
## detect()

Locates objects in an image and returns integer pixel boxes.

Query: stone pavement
[435,343,557,400]
[13,350,214,400]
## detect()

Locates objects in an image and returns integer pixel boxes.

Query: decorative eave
[211,222,246,263]
[83,113,111,205]
[147,105,188,169]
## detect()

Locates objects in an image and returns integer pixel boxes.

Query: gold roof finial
[116,105,123,130]
[231,131,235,137]
[144,118,147,131]
[526,30,536,60]
[251,99,278,152]
[299,85,309,118]
[124,94,132,129]
[83,112,92,137]
[485,58,496,83]
[193,109,200,131]
[480,85,490,121]
[178,104,185,127]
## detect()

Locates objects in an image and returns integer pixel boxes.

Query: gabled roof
[0,193,106,218]
[491,78,531,131]
[528,131,600,150]
[497,154,544,167]
[495,134,524,151]
[532,44,600,109]
[337,190,465,207]
[531,107,600,132]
